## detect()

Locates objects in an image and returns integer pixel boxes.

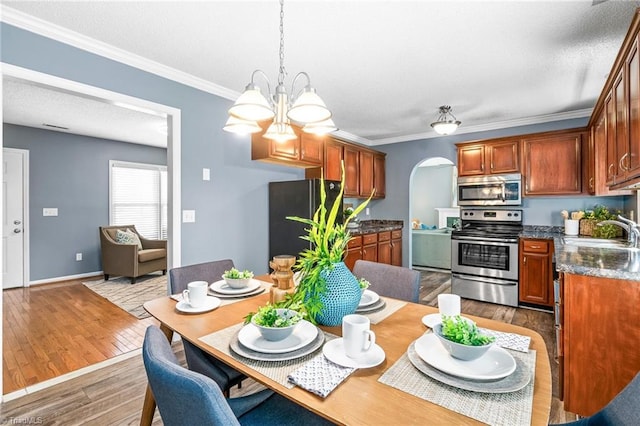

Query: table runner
[367,297,406,324]
[379,347,536,425]
[199,323,340,389]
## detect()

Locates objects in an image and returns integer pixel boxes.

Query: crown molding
[369,108,593,146]
[0,6,240,101]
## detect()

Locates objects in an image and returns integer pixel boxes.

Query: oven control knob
[514,213,519,217]
[507,213,512,217]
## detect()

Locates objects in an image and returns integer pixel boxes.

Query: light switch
[43,208,58,216]
[203,168,210,181]
[182,210,196,223]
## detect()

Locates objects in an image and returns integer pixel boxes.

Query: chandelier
[223,0,336,141]
[430,105,461,135]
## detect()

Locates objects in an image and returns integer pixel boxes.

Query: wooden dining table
[140,277,551,425]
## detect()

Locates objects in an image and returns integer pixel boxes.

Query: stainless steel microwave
[457,173,522,206]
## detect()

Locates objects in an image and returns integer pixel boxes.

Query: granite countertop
[521,226,640,281]
[348,220,403,235]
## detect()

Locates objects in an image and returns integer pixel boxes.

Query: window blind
[110,160,167,240]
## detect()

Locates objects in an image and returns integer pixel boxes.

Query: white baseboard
[29,271,103,286]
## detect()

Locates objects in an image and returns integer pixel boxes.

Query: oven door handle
[501,183,506,201]
[452,273,517,286]
[451,235,519,244]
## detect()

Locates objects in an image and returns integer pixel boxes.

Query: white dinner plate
[414,333,516,381]
[323,338,385,368]
[237,320,318,354]
[175,296,221,314]
[421,314,475,329]
[359,289,380,308]
[210,279,261,295]
[209,286,265,299]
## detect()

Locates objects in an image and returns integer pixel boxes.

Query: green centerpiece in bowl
[222,267,254,289]
[434,315,495,361]
[249,304,303,341]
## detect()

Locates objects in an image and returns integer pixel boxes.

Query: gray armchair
[99,225,166,284]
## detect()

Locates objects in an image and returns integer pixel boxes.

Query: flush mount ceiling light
[224,0,335,140]
[430,105,461,135]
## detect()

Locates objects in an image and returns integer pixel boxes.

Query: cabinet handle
[589,177,594,189]
[491,162,494,171]
[481,163,484,172]
[608,163,615,176]
[523,256,527,264]
[619,153,629,172]
[530,245,540,249]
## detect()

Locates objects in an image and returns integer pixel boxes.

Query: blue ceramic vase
[315,262,361,326]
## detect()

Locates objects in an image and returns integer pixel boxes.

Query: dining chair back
[550,371,640,425]
[143,325,333,426]
[352,260,421,303]
[168,259,245,396]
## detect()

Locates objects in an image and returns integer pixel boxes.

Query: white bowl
[222,275,251,289]
[433,323,493,361]
[251,309,300,342]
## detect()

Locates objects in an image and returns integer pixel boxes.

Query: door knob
[14,220,21,225]
[14,228,22,233]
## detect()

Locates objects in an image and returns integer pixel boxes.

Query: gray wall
[412,165,455,227]
[4,124,167,280]
[1,22,303,278]
[372,118,631,265]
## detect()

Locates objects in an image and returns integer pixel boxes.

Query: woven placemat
[199,323,338,389]
[367,297,407,324]
[378,347,536,425]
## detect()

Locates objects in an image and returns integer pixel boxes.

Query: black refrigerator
[268,179,343,262]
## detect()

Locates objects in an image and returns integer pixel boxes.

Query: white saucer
[421,313,475,328]
[175,296,221,314]
[210,279,261,295]
[237,320,318,354]
[322,338,385,368]
[414,333,516,380]
[359,289,380,308]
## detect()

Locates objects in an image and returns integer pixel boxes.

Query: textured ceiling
[2,0,640,146]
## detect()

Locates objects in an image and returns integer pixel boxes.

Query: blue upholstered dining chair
[143,325,333,426]
[352,260,421,303]
[550,371,640,426]
[169,259,245,396]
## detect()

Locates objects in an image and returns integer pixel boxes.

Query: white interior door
[3,148,26,289]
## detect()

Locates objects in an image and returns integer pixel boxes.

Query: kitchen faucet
[597,215,640,248]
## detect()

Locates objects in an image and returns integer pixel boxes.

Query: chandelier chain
[278,0,287,86]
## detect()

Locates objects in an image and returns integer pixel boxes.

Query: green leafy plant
[281,163,374,323]
[358,278,370,290]
[440,315,495,346]
[223,268,254,279]
[245,304,303,327]
[585,204,623,239]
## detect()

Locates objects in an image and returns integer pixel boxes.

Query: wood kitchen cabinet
[457,139,519,177]
[560,273,640,416]
[373,153,386,198]
[306,138,386,199]
[518,238,553,308]
[391,229,402,266]
[344,229,402,270]
[522,131,584,196]
[377,231,392,264]
[252,122,324,167]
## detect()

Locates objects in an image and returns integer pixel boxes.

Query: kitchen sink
[562,237,628,249]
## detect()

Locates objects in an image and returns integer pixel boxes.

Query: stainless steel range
[451,208,523,307]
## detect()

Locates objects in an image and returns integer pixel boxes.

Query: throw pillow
[115,229,143,250]
[124,228,144,250]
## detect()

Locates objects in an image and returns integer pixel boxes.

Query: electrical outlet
[182,210,196,223]
[43,208,58,216]
[76,253,82,261]
[366,207,370,216]
[203,168,210,181]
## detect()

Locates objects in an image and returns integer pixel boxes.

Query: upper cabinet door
[627,38,640,179]
[324,138,344,182]
[344,145,360,197]
[487,140,519,174]
[373,153,386,198]
[614,70,629,180]
[457,145,485,176]
[523,132,583,196]
[299,133,324,166]
[359,150,374,197]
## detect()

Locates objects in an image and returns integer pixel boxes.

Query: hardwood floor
[3,277,157,394]
[2,271,576,424]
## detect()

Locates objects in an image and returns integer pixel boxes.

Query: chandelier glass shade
[430,105,461,135]
[225,0,335,139]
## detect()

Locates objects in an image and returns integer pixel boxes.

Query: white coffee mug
[182,281,208,308]
[342,314,376,359]
[438,294,461,317]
